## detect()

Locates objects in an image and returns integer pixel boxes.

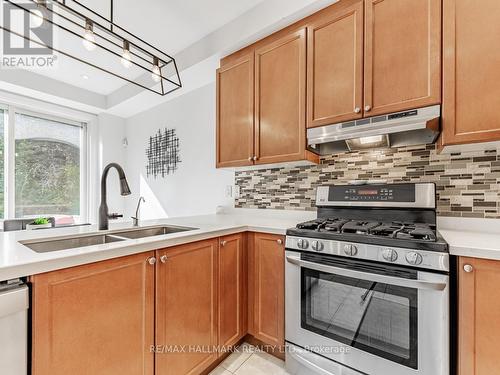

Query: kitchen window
[0,106,88,224]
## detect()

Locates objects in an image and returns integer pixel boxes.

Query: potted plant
[26,217,52,230]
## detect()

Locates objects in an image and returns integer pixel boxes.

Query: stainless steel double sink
[20,225,196,253]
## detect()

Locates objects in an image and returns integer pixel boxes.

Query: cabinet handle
[252,156,258,161]
[160,255,168,263]
[354,107,361,114]
[463,264,473,273]
[277,239,283,245]
[248,157,253,162]
[365,105,372,112]
[147,257,157,265]
[220,240,227,247]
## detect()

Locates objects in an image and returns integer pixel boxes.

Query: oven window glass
[301,268,418,369]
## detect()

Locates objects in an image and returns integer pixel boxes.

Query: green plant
[32,217,50,225]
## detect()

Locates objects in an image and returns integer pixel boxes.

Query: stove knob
[311,241,324,252]
[297,239,309,249]
[343,244,358,256]
[382,248,398,262]
[406,252,423,266]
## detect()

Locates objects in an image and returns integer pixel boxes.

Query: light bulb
[82,19,96,51]
[151,58,161,82]
[30,9,44,28]
[121,40,132,68]
[83,34,96,51]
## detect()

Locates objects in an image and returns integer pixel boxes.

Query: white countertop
[438,217,500,260]
[2,210,500,281]
[0,209,315,281]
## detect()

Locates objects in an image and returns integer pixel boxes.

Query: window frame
[1,104,89,223]
[0,104,7,220]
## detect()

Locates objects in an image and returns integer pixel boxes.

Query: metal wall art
[146,128,180,178]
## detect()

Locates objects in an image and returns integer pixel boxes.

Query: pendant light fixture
[1,0,181,96]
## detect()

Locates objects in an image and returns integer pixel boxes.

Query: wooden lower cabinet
[218,233,247,352]
[248,232,285,348]
[31,252,155,375]
[155,239,218,375]
[458,257,500,375]
[30,233,286,375]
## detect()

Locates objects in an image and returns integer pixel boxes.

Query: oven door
[285,250,449,375]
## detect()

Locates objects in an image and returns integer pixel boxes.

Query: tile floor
[210,343,290,375]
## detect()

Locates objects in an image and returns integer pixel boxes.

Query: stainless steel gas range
[284,183,449,375]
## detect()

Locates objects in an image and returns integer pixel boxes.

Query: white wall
[123,83,234,219]
[87,113,129,223]
[94,114,131,220]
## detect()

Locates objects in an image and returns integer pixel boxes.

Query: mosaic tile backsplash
[235,144,500,218]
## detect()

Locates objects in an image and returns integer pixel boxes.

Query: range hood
[307,105,441,155]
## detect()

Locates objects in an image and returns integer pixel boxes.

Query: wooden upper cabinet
[218,234,247,351]
[442,0,500,146]
[31,252,155,375]
[364,0,441,116]
[216,53,254,167]
[248,233,285,348]
[254,29,307,164]
[155,240,218,375]
[458,257,500,375]
[307,0,364,128]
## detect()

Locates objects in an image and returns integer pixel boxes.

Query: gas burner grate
[341,221,381,234]
[396,224,437,242]
[296,218,350,231]
[296,220,325,230]
[369,223,404,238]
[320,218,350,232]
[293,218,438,243]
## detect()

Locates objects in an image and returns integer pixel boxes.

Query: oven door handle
[287,349,337,375]
[286,255,447,291]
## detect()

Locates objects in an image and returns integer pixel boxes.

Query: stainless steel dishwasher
[0,280,29,374]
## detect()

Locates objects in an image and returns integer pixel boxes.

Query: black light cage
[1,0,182,96]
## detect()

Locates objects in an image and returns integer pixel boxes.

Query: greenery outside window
[1,106,87,225]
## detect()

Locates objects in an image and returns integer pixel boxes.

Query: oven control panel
[285,236,449,272]
[315,183,436,209]
[329,184,414,202]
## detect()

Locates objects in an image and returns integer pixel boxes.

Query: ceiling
[2,0,337,117]
[9,0,265,95]
[110,0,266,55]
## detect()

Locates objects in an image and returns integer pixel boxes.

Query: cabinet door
[307,0,364,128]
[156,240,218,375]
[442,0,500,145]
[216,53,254,167]
[31,252,155,375]
[248,233,285,347]
[255,29,307,164]
[459,257,500,375]
[364,0,441,116]
[218,234,246,351]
